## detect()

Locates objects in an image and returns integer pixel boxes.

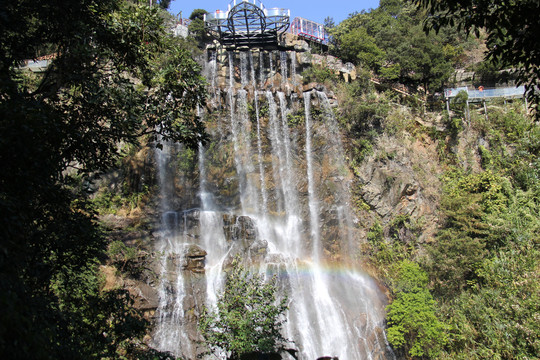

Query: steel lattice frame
[205,0,289,47]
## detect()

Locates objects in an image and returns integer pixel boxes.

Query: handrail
[444,86,525,100]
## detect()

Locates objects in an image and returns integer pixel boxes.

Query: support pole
[483,100,488,121]
[446,99,450,114]
[466,100,470,123]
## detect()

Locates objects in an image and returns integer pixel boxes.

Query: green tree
[339,27,386,69]
[323,16,336,31]
[400,27,454,95]
[158,0,171,10]
[199,258,289,360]
[0,0,206,358]
[386,260,447,358]
[440,244,540,359]
[331,0,454,93]
[188,8,211,46]
[412,0,540,117]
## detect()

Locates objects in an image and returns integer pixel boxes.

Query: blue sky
[169,0,380,25]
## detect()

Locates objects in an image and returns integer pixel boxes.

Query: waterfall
[316,90,357,254]
[240,51,249,87]
[269,51,275,79]
[198,142,228,310]
[280,51,288,86]
[153,49,395,360]
[259,51,265,86]
[153,138,193,356]
[206,51,217,90]
[266,91,286,215]
[250,52,269,216]
[290,52,297,86]
[304,91,320,260]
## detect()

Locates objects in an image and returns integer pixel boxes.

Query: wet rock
[366,326,396,360]
[248,239,268,263]
[223,214,257,242]
[303,82,319,92]
[297,52,312,66]
[249,239,268,254]
[124,279,159,310]
[183,244,207,273]
[184,243,207,257]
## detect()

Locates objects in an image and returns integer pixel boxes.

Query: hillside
[1,0,538,359]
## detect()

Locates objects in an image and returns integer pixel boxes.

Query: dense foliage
[427,107,540,359]
[346,92,539,358]
[329,0,475,94]
[199,258,289,360]
[386,260,447,359]
[412,0,540,118]
[331,2,539,352]
[0,0,206,358]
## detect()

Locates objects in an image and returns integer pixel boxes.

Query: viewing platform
[444,86,525,102]
[204,0,290,47]
[444,85,528,118]
[289,17,329,46]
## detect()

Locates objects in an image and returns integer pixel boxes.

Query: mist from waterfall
[153,49,396,360]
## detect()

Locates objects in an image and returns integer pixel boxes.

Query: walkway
[444,86,525,102]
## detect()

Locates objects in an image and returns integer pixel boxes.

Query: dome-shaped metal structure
[205,0,290,47]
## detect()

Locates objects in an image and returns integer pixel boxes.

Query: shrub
[199,258,289,359]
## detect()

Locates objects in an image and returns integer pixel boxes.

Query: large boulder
[124,279,160,311]
[223,214,257,242]
[183,244,207,273]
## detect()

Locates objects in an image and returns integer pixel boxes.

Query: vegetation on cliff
[2,0,537,358]
[199,258,289,360]
[0,0,205,358]
[334,73,538,359]
[329,0,476,95]
[320,1,539,358]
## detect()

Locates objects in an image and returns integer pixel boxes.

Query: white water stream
[153,49,395,360]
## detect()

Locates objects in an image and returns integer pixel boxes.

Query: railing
[444,86,525,100]
[265,8,289,17]
[205,0,289,47]
[288,17,328,45]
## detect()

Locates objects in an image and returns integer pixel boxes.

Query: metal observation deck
[444,86,525,101]
[204,0,290,47]
[289,17,329,45]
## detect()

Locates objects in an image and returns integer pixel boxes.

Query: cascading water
[280,51,288,87]
[290,52,297,86]
[153,138,194,356]
[153,49,396,360]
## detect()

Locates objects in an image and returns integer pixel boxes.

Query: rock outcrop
[355,133,442,244]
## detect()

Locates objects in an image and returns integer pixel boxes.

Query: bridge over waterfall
[205,0,290,47]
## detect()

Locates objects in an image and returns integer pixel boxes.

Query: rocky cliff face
[94,35,466,360]
[356,133,442,244]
